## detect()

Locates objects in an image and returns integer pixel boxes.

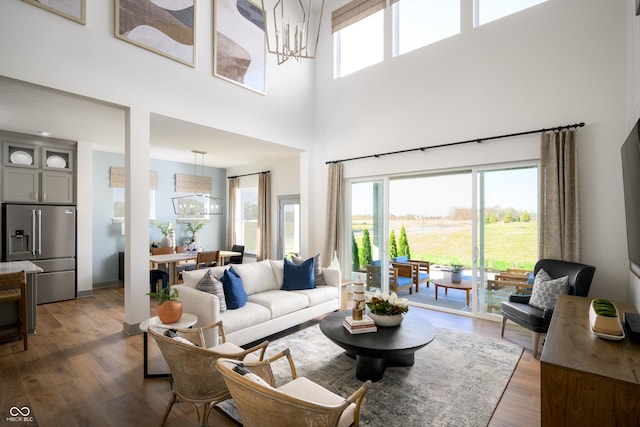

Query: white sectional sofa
[172,259,341,346]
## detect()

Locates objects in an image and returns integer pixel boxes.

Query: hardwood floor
[0,287,540,426]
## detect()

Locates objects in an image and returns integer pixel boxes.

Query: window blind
[331,0,386,33]
[110,166,158,190]
[175,173,211,194]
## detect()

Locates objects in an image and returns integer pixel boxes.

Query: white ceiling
[0,76,300,168]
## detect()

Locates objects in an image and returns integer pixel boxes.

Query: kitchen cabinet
[2,141,75,204]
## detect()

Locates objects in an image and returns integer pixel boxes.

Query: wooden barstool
[0,270,28,351]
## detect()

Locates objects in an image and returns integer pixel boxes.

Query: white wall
[0,1,314,149]
[311,0,631,302]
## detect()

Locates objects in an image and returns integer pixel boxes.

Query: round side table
[140,313,198,378]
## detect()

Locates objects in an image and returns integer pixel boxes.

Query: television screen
[621,119,640,268]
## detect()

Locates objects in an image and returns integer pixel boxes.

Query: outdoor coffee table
[433,276,472,306]
[319,311,435,382]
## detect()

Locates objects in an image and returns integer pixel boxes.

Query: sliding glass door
[477,166,538,315]
[344,164,538,318]
[389,172,473,311]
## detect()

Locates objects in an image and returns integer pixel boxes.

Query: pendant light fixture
[172,150,224,216]
[261,0,325,65]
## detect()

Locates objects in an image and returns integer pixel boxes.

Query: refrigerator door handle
[37,209,42,256]
[31,209,36,256]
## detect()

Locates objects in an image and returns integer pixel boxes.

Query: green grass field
[352,218,537,271]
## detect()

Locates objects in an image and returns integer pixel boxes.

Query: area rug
[218,324,523,427]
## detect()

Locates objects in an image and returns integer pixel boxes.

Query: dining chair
[225,244,245,265]
[196,250,220,270]
[151,247,174,255]
[0,271,28,351]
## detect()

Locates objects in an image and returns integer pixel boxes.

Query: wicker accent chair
[216,348,372,427]
[0,271,28,351]
[148,321,269,426]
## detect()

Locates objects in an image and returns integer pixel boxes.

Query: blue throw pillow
[221,267,248,309]
[282,257,315,290]
[393,256,409,263]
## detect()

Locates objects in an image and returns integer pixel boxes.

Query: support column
[123,106,151,334]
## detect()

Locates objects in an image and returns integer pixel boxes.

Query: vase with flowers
[366,289,409,327]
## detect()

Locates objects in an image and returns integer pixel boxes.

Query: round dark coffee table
[319,310,436,382]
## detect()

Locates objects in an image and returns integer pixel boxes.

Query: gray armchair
[500,258,596,358]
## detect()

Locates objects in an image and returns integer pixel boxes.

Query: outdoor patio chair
[366,263,412,295]
[216,348,372,427]
[392,256,430,292]
[500,259,595,358]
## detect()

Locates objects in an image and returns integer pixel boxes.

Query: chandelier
[260,0,325,65]
[172,150,224,216]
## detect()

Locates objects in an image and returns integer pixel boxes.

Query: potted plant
[147,287,182,324]
[186,221,205,245]
[366,289,409,327]
[155,221,174,248]
[451,264,464,284]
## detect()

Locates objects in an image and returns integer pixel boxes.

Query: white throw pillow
[528,268,569,310]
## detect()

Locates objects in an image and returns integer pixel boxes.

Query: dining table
[149,250,241,286]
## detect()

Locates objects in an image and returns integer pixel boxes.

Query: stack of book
[343,315,377,334]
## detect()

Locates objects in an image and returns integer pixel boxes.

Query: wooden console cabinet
[540,295,640,426]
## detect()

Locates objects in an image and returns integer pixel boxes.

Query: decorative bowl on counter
[589,298,625,340]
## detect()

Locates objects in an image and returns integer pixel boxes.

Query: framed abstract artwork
[115,0,196,67]
[22,0,86,24]
[214,0,266,94]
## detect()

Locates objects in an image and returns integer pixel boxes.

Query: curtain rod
[227,170,270,179]
[325,122,585,164]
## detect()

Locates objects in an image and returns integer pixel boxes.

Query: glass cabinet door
[3,142,38,168]
[42,147,73,171]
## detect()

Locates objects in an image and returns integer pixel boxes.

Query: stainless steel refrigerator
[2,203,76,304]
